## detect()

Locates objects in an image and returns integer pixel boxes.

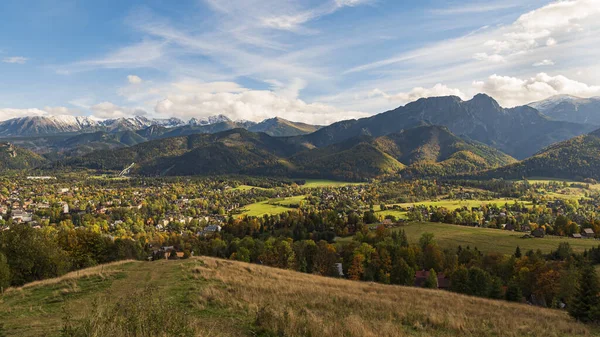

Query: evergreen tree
[0,253,10,290]
[423,268,438,289]
[488,277,504,299]
[569,264,600,323]
[514,246,522,258]
[505,280,523,302]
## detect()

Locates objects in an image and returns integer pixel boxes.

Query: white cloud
[42,106,82,116]
[2,56,27,64]
[154,90,366,125]
[431,2,521,15]
[0,108,47,121]
[127,75,143,84]
[334,0,372,7]
[0,106,83,121]
[368,83,466,103]
[473,72,600,107]
[533,59,555,67]
[546,37,557,46]
[90,102,148,119]
[57,40,165,74]
[473,52,505,63]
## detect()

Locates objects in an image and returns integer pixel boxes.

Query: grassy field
[299,179,362,188]
[388,198,531,210]
[237,195,306,217]
[229,185,271,192]
[397,222,600,255]
[1,257,594,337]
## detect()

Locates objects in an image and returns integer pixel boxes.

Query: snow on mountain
[152,117,186,127]
[188,114,232,126]
[528,95,581,112]
[528,95,600,125]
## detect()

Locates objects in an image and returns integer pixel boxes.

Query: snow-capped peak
[188,114,232,126]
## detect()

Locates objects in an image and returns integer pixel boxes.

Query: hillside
[64,129,304,176]
[63,125,513,180]
[480,130,600,181]
[0,142,46,171]
[0,257,592,337]
[373,125,516,177]
[295,94,594,159]
[530,95,600,125]
[248,117,322,137]
[292,137,406,180]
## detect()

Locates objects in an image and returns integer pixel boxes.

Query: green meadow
[237,195,307,217]
[300,179,362,188]
[400,222,598,255]
[388,198,531,210]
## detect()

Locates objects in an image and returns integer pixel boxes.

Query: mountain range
[57,125,516,181]
[479,128,600,181]
[529,95,600,125]
[3,93,600,181]
[0,114,320,138]
[294,94,596,159]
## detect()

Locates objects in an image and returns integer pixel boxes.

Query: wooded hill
[478,129,600,181]
[0,142,46,171]
[61,125,515,180]
[292,94,594,159]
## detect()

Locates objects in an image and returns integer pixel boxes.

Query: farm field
[388,198,531,210]
[0,257,594,337]
[299,179,363,188]
[400,222,599,255]
[229,184,272,192]
[237,195,306,217]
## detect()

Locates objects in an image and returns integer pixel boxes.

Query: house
[11,209,33,223]
[414,270,450,289]
[334,263,344,277]
[572,233,583,239]
[582,228,595,239]
[205,225,222,232]
[531,227,545,238]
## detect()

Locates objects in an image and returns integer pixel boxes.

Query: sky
[0,0,599,124]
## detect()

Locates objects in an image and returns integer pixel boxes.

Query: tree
[419,233,436,251]
[0,253,10,291]
[467,267,491,297]
[423,268,438,289]
[488,277,504,299]
[569,264,600,323]
[514,246,522,258]
[505,280,523,302]
[391,257,414,286]
[450,266,470,294]
[348,253,365,281]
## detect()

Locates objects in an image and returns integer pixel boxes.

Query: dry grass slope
[1,257,596,337]
[192,257,592,337]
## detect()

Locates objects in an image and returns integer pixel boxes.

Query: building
[11,209,33,223]
[531,227,545,238]
[582,228,595,239]
[204,225,222,232]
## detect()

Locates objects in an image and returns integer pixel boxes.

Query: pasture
[1,258,595,337]
[400,222,599,255]
[236,195,306,217]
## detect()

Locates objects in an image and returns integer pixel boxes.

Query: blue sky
[1,0,599,124]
